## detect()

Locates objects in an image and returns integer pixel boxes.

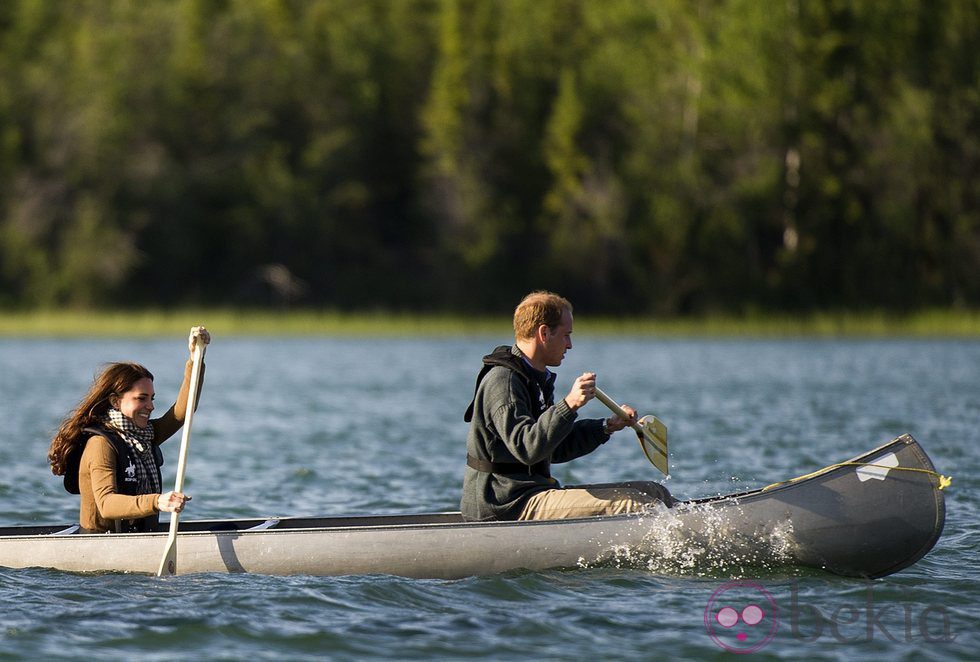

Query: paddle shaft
[594,387,643,434]
[156,339,206,577]
[594,386,669,475]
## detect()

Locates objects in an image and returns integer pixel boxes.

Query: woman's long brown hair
[48,362,154,476]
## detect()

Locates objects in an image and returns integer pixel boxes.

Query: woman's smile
[117,377,155,428]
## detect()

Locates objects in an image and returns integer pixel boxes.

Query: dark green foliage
[0,0,976,314]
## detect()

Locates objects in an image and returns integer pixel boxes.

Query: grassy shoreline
[1,308,979,337]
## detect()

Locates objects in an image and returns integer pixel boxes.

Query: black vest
[63,425,164,533]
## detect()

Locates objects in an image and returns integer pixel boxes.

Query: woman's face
[115,377,155,428]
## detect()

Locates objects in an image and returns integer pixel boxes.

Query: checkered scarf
[103,408,161,495]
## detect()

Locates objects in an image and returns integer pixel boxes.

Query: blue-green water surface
[1,337,977,660]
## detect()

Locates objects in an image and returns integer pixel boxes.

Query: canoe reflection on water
[0,434,945,579]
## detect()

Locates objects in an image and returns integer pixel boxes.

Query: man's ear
[535,324,550,343]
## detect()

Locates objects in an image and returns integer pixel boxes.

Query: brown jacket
[78,360,202,533]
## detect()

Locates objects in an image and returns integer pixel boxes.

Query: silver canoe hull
[0,434,945,579]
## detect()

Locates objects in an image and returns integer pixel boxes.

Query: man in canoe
[461,291,673,521]
[47,326,210,533]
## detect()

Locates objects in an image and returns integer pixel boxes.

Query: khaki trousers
[518,481,675,521]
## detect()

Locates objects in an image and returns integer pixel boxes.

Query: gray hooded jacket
[460,345,609,521]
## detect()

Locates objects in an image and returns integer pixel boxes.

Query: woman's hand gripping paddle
[594,387,669,476]
[156,332,207,577]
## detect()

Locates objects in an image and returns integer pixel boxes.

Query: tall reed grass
[1,309,978,337]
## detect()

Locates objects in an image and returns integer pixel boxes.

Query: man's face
[541,308,573,367]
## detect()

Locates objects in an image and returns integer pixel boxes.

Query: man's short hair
[513,291,572,340]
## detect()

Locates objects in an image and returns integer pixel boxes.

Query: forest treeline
[0,0,977,315]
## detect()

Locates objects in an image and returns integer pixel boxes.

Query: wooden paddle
[156,334,207,577]
[594,387,669,476]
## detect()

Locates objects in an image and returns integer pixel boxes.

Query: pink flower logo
[704,580,779,653]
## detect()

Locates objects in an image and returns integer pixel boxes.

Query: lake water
[1,336,977,660]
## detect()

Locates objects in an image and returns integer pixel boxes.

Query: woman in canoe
[47,326,210,533]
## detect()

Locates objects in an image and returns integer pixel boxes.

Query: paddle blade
[157,533,177,576]
[636,415,669,476]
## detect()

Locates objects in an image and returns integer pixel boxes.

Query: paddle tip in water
[156,548,177,576]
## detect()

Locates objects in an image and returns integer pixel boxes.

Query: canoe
[0,434,945,579]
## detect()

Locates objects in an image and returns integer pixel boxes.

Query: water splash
[578,500,797,578]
